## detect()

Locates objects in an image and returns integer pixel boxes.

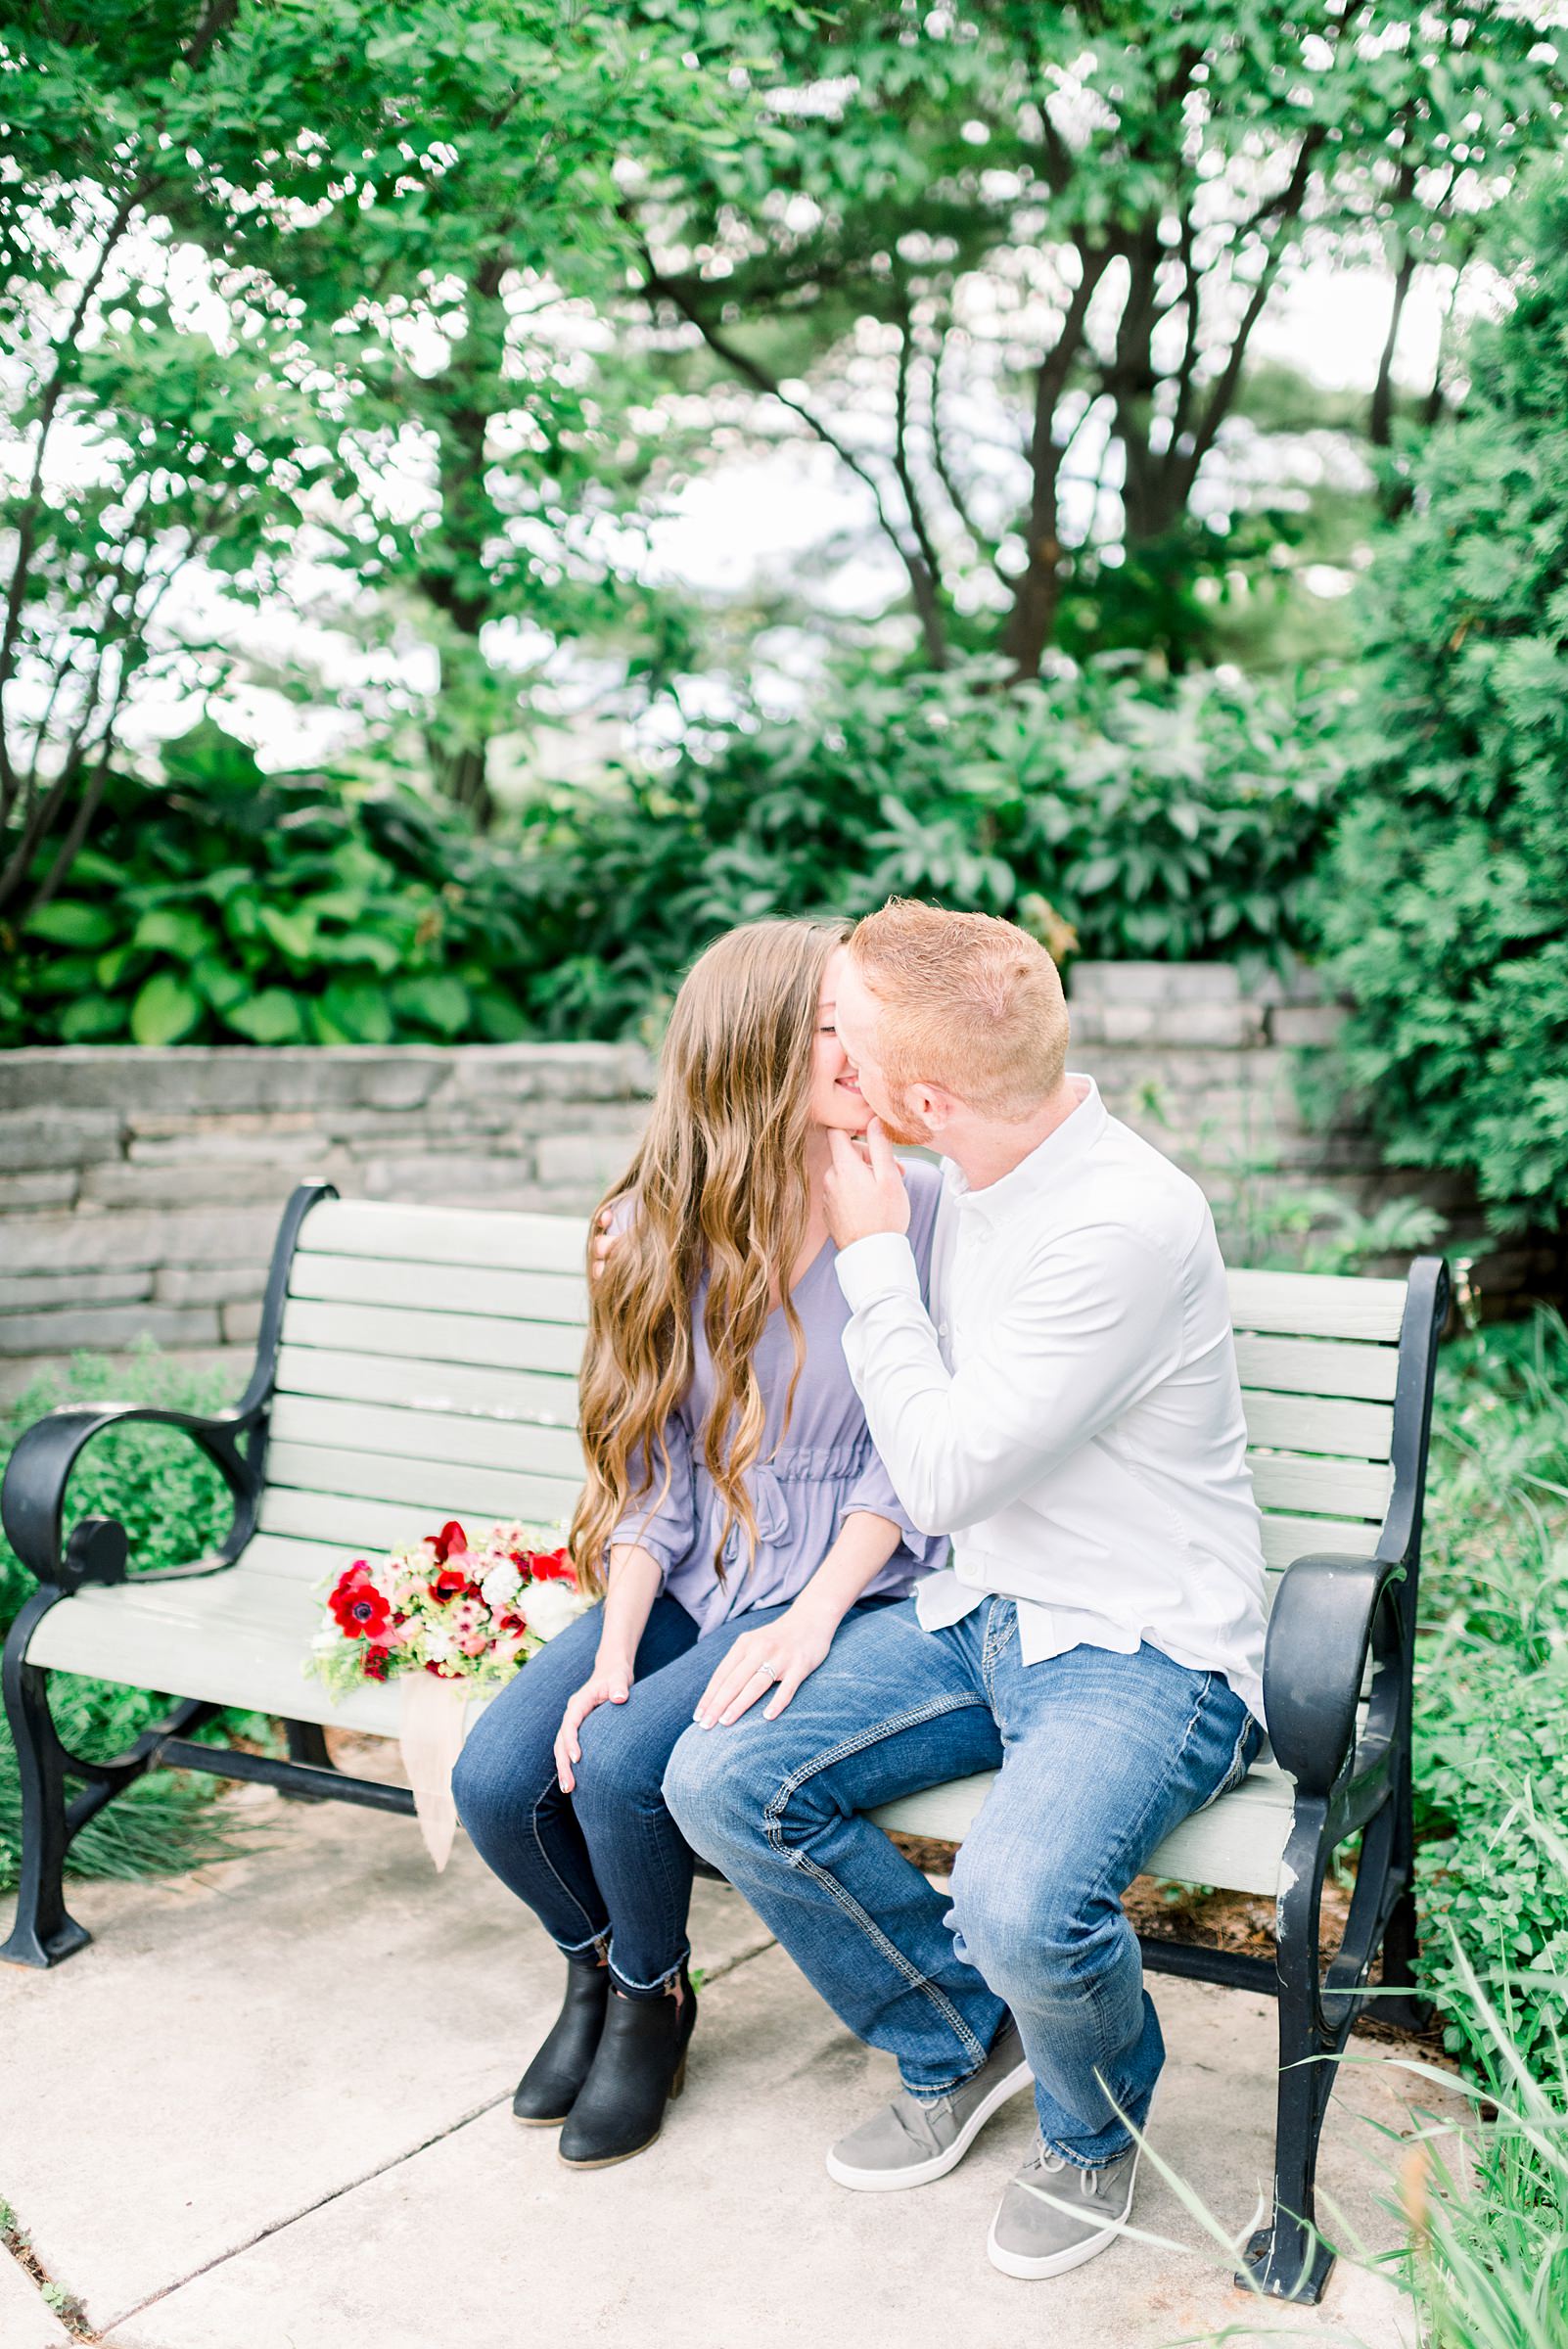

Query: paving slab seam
[1,2198,94,2342]
[94,1928,780,2342]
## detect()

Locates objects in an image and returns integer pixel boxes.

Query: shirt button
[938,1322,949,1339]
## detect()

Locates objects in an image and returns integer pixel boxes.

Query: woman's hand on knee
[693,1607,836,1730]
[554,1656,633,1792]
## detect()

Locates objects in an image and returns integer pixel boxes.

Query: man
[662,900,1268,2280]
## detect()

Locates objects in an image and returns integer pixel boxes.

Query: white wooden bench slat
[274,1344,580,1427]
[1247,1451,1391,1522]
[289,1251,588,1327]
[260,1482,573,1558]
[1232,1332,1400,1404]
[268,1394,585,1482]
[29,1566,1295,1894]
[264,1440,580,1527]
[1258,1512,1375,1574]
[28,1568,403,1736]
[279,1297,585,1377]
[233,1532,364,1585]
[1225,1268,1407,1344]
[297,1199,589,1275]
[871,1766,1294,1900]
[1240,1391,1391,1462]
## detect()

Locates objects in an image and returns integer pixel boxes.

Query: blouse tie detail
[717,1441,871,1575]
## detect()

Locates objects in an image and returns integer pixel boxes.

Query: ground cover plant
[2,722,540,1048]
[0,1347,258,1893]
[1414,1309,1568,2094]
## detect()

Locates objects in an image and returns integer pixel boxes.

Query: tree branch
[632,230,947,663]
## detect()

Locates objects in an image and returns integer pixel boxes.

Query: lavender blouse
[608,1158,947,1635]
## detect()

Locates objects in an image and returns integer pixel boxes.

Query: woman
[452,918,944,2170]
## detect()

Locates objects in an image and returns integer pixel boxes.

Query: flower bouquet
[306,1518,589,1698]
[305,1519,593,1868]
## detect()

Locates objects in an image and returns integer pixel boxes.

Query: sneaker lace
[1017,2141,1094,2209]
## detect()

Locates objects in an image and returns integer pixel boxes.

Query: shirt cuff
[835,1231,922,1313]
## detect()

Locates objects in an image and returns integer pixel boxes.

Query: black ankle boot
[513,1958,611,2125]
[557,1970,697,2168]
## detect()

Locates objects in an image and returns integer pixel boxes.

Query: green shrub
[0,1348,257,1892]
[1321,162,1568,1237]
[500,653,1346,1038]
[3,657,1345,1049]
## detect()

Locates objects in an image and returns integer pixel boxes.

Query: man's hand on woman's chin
[824,1120,910,1249]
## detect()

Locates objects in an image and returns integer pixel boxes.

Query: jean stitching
[1053,1675,1227,2110]
[761,1689,994,2080]
[1193,1707,1262,1815]
[527,1767,609,1945]
[980,1600,1015,1703]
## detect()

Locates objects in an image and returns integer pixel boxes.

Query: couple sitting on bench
[453,898,1268,2284]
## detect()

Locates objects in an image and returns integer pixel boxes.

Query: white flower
[526,1580,591,1642]
[480,1559,524,1613]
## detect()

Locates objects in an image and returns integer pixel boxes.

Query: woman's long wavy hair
[569,917,850,1598]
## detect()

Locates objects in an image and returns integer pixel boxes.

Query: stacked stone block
[0,967,1509,1396]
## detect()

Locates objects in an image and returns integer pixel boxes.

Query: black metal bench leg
[1375,1756,1427,2033]
[1,1607,90,1969]
[1239,1813,1337,2304]
[281,1719,336,1799]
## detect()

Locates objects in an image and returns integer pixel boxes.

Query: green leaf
[223,989,305,1044]
[390,973,471,1036]
[319,981,394,1043]
[130,972,204,1046]
[24,900,117,948]
[256,904,317,961]
[133,906,213,960]
[474,990,530,1042]
[313,928,403,974]
[95,944,139,990]
[190,956,250,1014]
[60,993,127,1041]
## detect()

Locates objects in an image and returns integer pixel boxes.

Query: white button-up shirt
[835,1077,1268,1727]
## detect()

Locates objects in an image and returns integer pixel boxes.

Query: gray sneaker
[826,2021,1033,2192]
[988,2140,1140,2279]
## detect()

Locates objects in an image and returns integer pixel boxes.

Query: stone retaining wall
[0,963,1499,1398]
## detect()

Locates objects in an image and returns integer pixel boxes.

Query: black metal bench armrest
[1263,1549,1406,1798]
[1,1402,265,1592]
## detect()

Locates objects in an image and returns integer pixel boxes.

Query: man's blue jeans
[663,1595,1262,2167]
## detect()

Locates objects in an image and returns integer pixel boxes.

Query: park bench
[1,1180,1448,2305]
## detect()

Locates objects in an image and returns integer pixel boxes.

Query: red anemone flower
[527,1547,575,1584]
[330,1582,392,1640]
[429,1566,471,1603]
[431,1521,468,1563]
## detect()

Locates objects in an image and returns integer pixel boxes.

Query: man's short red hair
[847,900,1070,1120]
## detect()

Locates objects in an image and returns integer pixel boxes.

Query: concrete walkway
[1,1781,1458,2349]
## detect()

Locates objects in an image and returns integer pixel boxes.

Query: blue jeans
[663,1595,1262,2165]
[452,1595,889,2001]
